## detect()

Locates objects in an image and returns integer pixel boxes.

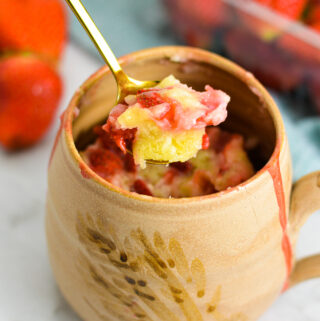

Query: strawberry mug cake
[81,76,255,198]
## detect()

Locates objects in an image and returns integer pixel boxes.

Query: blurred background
[0,0,319,320]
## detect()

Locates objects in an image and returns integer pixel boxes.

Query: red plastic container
[163,0,320,113]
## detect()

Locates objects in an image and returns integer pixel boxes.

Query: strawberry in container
[225,0,310,91]
[224,0,320,109]
[239,0,308,40]
[239,0,320,111]
[163,0,308,91]
[224,28,303,91]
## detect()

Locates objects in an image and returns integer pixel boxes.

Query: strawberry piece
[137,90,180,128]
[163,168,178,184]
[88,148,123,178]
[106,128,136,154]
[93,126,120,152]
[202,133,210,149]
[170,161,193,173]
[123,153,136,173]
[193,170,217,195]
[0,0,67,61]
[208,127,233,153]
[0,54,62,150]
[132,179,153,196]
[136,91,164,108]
[102,105,137,153]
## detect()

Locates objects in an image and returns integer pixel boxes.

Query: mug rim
[62,46,285,204]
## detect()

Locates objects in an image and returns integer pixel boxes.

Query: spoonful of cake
[66,0,230,168]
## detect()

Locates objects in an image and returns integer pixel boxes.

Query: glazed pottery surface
[46,46,320,321]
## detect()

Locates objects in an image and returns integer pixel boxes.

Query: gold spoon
[66,0,168,164]
[65,0,158,103]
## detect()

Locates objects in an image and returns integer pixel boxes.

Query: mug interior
[72,48,276,177]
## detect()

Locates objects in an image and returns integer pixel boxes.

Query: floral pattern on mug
[76,212,248,321]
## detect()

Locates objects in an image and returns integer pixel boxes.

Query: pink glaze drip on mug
[268,157,293,291]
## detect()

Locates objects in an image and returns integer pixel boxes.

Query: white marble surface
[0,42,320,321]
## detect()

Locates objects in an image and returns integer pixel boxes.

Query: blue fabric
[69,0,176,58]
[272,92,320,180]
[70,0,320,181]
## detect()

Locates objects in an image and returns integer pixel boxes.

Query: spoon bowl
[115,70,159,104]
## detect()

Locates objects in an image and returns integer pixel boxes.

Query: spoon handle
[65,0,125,78]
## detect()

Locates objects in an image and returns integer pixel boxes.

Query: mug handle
[288,171,320,287]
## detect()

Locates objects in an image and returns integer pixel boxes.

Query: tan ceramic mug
[46,46,320,321]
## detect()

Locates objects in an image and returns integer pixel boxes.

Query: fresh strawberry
[0,54,62,149]
[0,0,67,61]
[255,0,308,20]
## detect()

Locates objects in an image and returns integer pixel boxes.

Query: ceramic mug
[46,46,320,321]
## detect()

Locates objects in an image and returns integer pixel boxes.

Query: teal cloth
[70,0,320,181]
